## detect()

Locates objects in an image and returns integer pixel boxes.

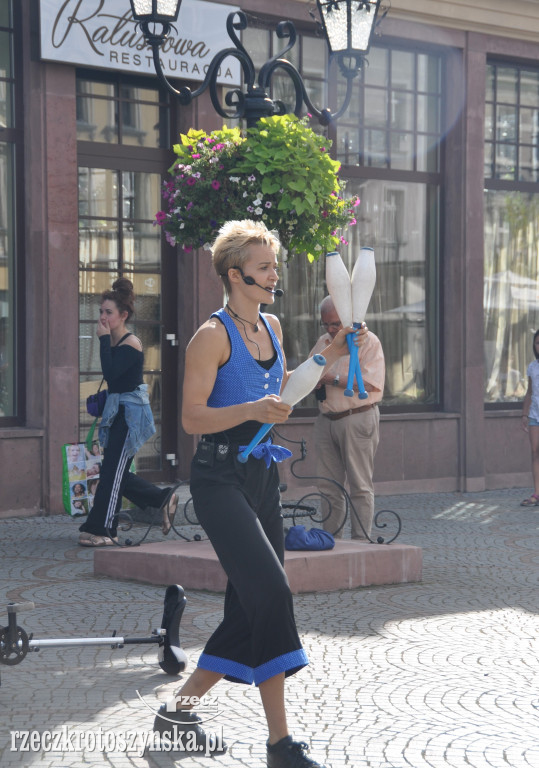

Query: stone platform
[94,538,422,593]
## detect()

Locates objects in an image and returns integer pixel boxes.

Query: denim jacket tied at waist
[98,384,155,458]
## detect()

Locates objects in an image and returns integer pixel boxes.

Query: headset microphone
[239,271,284,297]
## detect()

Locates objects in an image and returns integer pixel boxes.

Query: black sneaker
[267,736,326,768]
[153,706,227,755]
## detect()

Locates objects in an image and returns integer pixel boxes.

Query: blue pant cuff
[254,649,309,685]
[197,653,254,684]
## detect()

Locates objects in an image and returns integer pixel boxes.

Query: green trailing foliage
[156,114,359,261]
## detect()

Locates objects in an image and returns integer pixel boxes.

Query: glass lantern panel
[320,3,348,52]
[351,3,377,51]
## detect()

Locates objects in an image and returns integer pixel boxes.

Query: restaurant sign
[40,0,241,85]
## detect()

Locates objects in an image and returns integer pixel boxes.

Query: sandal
[78,534,118,547]
[520,493,539,507]
[161,486,180,536]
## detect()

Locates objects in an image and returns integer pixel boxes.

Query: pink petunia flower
[211,180,221,190]
[192,154,201,159]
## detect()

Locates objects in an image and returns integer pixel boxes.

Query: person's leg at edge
[530,425,539,495]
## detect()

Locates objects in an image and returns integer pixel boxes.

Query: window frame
[484,58,539,411]
[485,58,539,185]
[76,69,178,479]
[326,40,445,413]
[0,0,25,426]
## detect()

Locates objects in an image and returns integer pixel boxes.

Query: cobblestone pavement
[0,488,538,768]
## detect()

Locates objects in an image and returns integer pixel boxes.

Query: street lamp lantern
[130,0,381,127]
[129,0,181,24]
[316,1,381,58]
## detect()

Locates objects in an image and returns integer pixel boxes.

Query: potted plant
[155,114,359,261]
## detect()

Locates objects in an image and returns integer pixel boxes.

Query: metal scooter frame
[0,585,188,687]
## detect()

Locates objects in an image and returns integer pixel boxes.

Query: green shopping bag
[62,419,102,516]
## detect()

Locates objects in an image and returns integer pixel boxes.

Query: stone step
[94,539,422,593]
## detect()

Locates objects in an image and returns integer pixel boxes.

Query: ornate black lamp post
[129,0,381,127]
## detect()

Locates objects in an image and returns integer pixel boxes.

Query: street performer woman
[153,220,364,768]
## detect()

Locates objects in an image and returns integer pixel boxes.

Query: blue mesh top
[206,308,284,442]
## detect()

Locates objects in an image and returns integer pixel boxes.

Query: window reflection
[484,191,539,403]
[0,30,12,129]
[76,77,167,148]
[280,179,439,407]
[0,131,15,416]
[78,167,119,218]
[486,62,539,183]
[337,46,442,172]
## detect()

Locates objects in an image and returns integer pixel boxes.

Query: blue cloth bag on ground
[285,525,335,551]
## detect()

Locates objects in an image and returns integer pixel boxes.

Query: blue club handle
[353,322,369,399]
[344,333,356,396]
[345,327,368,399]
[237,423,273,463]
[354,352,369,400]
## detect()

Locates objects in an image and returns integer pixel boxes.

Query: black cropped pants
[190,441,308,686]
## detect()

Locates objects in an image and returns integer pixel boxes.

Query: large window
[0,0,19,421]
[336,46,442,172]
[77,73,174,473]
[484,62,539,404]
[277,178,439,408]
[273,41,442,408]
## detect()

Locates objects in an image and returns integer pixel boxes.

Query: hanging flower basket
[155,114,359,261]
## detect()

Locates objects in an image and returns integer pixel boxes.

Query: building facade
[2,0,539,517]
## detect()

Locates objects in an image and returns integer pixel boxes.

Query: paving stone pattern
[0,488,538,767]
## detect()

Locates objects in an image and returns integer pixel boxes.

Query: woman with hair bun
[78,277,179,546]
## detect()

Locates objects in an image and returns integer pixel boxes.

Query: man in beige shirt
[310,296,385,540]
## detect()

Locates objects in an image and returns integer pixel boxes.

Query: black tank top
[100,332,144,394]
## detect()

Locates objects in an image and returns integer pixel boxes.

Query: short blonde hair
[211,220,280,293]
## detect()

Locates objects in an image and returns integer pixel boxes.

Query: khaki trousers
[313,405,380,540]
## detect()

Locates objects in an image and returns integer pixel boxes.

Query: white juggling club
[325,250,367,398]
[237,354,327,463]
[325,251,358,397]
[325,251,352,327]
[351,247,376,325]
[349,246,376,400]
